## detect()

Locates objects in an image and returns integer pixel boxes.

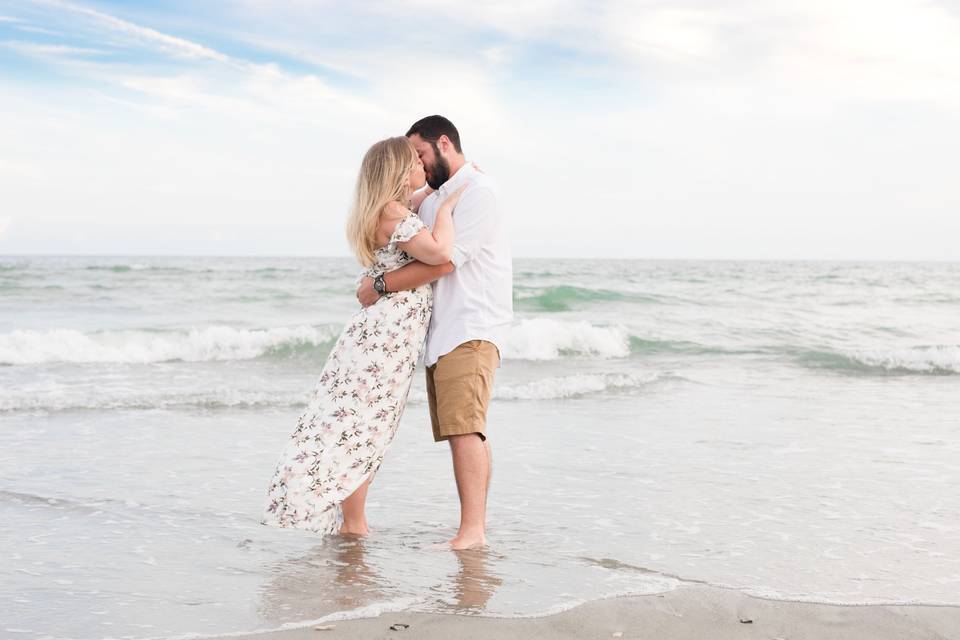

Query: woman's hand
[408,185,435,213]
[441,185,468,213]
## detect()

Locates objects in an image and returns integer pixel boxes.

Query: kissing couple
[260,115,513,550]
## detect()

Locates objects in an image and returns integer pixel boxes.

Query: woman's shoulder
[376,201,423,248]
[383,200,410,218]
[378,201,413,235]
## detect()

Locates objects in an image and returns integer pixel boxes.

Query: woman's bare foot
[339,478,371,537]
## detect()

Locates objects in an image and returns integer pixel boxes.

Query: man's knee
[448,432,485,447]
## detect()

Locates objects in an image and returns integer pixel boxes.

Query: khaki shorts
[425,340,500,442]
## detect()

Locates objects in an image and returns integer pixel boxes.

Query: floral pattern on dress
[261,212,431,535]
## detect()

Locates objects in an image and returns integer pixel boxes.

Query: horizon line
[1,253,958,264]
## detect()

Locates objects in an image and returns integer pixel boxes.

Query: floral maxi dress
[260,213,431,535]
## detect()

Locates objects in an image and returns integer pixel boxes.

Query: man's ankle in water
[339,520,370,536]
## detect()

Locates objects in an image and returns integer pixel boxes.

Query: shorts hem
[433,426,487,443]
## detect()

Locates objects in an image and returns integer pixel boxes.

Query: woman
[261,136,465,536]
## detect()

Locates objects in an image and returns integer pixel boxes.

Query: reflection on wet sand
[443,548,503,612]
[258,536,386,623]
[258,535,504,625]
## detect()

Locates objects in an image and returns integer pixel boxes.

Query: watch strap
[373,273,387,296]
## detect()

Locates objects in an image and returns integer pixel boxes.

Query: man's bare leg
[485,439,492,494]
[339,477,371,536]
[447,433,489,549]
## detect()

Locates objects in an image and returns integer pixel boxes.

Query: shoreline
[224,585,960,640]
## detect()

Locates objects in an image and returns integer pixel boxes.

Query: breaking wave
[501,319,631,360]
[0,326,338,365]
[1,373,675,413]
[798,345,960,375]
[514,285,646,312]
[2,320,659,365]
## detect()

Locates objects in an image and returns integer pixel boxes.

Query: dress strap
[389,213,425,245]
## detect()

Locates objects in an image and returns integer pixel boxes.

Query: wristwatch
[373,273,387,297]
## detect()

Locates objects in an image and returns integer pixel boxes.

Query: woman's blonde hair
[346,136,418,268]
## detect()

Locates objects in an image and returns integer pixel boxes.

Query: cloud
[369,0,584,38]
[222,0,960,111]
[13,22,64,36]
[10,0,386,129]
[764,0,960,106]
[595,2,751,59]
[2,0,958,259]
[1,40,110,57]
[28,0,232,63]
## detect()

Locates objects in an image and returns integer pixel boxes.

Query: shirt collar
[437,161,474,194]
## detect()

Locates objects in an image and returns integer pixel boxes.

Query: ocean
[2,255,959,639]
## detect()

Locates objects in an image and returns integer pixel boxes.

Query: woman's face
[406,156,426,192]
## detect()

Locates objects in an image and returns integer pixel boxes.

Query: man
[357,115,513,549]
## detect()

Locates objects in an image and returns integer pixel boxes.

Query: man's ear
[437,135,450,154]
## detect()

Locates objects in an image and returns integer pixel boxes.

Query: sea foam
[502,319,631,360]
[1,373,668,413]
[0,326,336,365]
[800,344,960,375]
[847,345,960,374]
[494,372,663,400]
[0,319,634,365]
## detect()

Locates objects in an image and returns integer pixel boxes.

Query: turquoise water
[2,256,959,638]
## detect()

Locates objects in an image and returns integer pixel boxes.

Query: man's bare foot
[338,523,370,537]
[447,533,486,550]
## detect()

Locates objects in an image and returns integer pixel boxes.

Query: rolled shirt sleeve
[450,186,499,269]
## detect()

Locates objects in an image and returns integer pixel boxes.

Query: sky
[1,0,958,260]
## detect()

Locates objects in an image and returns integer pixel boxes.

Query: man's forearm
[385,261,454,292]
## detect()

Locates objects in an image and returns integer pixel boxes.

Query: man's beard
[425,141,451,189]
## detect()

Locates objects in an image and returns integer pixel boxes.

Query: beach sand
[241,585,960,640]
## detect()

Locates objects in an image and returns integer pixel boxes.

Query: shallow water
[2,256,959,639]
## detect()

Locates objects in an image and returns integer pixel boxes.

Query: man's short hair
[406,115,462,153]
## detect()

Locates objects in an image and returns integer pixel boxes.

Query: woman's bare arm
[395,185,465,265]
[356,261,454,307]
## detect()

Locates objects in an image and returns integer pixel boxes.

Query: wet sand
[237,585,960,640]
